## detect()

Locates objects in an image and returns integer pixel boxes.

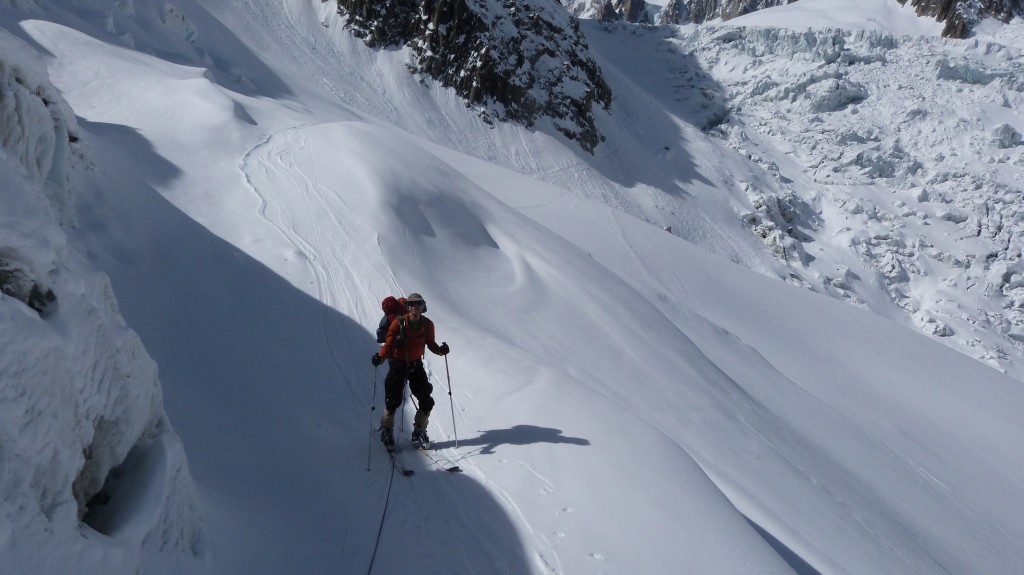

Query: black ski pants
[383,359,435,415]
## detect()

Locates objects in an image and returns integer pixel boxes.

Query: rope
[366,448,397,575]
[368,313,415,572]
[366,366,378,471]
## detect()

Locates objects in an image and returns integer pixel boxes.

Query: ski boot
[411,427,430,450]
[380,427,395,452]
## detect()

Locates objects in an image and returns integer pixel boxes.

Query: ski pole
[443,344,458,449]
[367,365,378,471]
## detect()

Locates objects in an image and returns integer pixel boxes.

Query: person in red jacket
[371,292,449,449]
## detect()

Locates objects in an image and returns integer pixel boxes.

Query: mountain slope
[3,0,1024,574]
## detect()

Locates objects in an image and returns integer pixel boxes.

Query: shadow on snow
[73,119,532,575]
[433,425,590,455]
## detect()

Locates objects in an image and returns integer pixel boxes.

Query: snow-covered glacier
[652,21,1024,378]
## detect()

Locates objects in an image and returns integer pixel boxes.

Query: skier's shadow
[433,425,589,455]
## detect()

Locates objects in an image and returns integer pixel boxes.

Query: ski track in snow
[457,456,565,574]
[243,126,398,321]
[242,124,568,573]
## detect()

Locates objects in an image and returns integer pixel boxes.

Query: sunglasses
[406,301,425,308]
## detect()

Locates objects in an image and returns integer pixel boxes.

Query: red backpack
[376,296,406,343]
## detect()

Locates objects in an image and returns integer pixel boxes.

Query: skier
[371,293,449,450]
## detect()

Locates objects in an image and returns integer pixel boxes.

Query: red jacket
[379,314,442,361]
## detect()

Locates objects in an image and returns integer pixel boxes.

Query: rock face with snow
[338,0,612,152]
[0,29,201,573]
[658,0,796,24]
[586,0,650,22]
[897,0,1023,38]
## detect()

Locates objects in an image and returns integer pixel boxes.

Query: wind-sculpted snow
[0,31,75,227]
[0,27,201,575]
[669,24,1024,377]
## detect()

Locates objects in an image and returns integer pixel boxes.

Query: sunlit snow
[2,1,1024,574]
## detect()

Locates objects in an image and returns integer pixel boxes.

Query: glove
[371,353,384,366]
[438,343,450,356]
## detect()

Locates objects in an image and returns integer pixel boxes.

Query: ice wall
[0,27,203,574]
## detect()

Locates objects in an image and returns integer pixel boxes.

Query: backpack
[376,296,406,343]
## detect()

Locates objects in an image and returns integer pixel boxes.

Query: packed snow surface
[2,0,1024,574]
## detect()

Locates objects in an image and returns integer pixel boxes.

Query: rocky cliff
[338,0,613,152]
[657,0,795,25]
[897,0,1022,37]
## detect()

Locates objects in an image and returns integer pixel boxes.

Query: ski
[389,449,415,477]
[381,437,414,476]
[409,440,463,473]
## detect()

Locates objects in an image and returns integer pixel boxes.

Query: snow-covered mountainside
[898,0,1023,37]
[3,0,1024,573]
[514,2,1024,379]
[340,0,1024,380]
[0,17,201,575]
[651,20,1024,378]
[636,0,1021,37]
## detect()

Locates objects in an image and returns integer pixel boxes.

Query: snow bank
[0,27,203,574]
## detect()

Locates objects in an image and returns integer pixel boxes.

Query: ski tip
[401,469,415,477]
[446,466,463,473]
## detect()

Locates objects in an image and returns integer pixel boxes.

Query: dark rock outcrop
[897,0,1022,38]
[621,0,649,22]
[658,0,796,24]
[0,259,56,316]
[563,0,649,22]
[338,0,613,152]
[657,0,689,24]
[597,0,623,22]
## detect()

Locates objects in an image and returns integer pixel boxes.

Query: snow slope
[723,0,946,35]
[3,0,1024,573]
